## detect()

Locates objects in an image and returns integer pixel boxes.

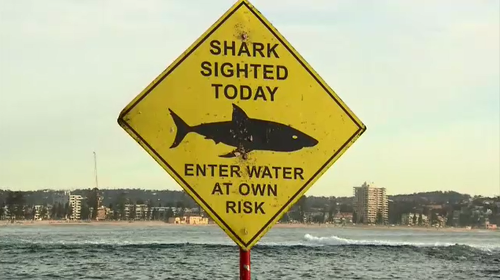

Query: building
[486,223,498,230]
[96,206,108,221]
[353,182,388,224]
[333,212,354,224]
[401,213,428,226]
[167,215,209,225]
[185,215,208,225]
[69,194,83,220]
[168,217,183,224]
[33,205,50,220]
[124,204,150,220]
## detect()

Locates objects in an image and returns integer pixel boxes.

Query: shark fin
[231,103,249,122]
[231,103,251,142]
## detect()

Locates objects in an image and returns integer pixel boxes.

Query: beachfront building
[401,213,429,226]
[69,194,83,220]
[96,206,108,221]
[333,212,354,224]
[33,205,50,220]
[353,182,388,224]
[167,215,209,225]
[185,215,208,225]
[124,204,150,220]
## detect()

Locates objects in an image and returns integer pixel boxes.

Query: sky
[0,0,498,197]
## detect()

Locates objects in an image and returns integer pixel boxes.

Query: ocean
[0,224,499,280]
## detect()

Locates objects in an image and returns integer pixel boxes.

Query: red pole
[239,247,251,280]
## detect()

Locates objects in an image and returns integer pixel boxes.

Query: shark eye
[292,135,298,140]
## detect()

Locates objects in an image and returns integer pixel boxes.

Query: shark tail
[169,109,192,149]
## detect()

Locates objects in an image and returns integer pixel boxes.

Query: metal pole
[93,151,99,189]
[239,247,251,280]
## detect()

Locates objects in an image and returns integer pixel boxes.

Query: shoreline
[1,220,496,233]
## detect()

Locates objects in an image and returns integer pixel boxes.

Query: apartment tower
[69,194,83,220]
[353,182,388,224]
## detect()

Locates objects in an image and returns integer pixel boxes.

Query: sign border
[118,0,367,250]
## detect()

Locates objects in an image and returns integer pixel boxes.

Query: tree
[86,188,99,220]
[5,191,15,219]
[57,203,65,219]
[412,213,418,225]
[151,208,158,221]
[327,198,337,223]
[129,204,136,220]
[459,213,471,227]
[107,203,113,220]
[116,193,127,220]
[67,204,73,219]
[80,201,90,220]
[471,211,481,228]
[320,207,328,224]
[0,202,4,219]
[358,215,365,224]
[112,204,120,220]
[388,200,416,225]
[376,210,384,225]
[165,208,174,221]
[30,206,36,220]
[64,202,71,219]
[176,201,185,217]
[431,212,440,226]
[418,213,423,226]
[339,203,353,213]
[40,206,48,220]
[156,208,162,220]
[279,212,290,223]
[446,212,455,227]
[146,201,152,221]
[51,203,58,219]
[6,191,25,220]
[297,195,308,223]
[312,213,324,224]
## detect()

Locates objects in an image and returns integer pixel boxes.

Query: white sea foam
[302,233,500,252]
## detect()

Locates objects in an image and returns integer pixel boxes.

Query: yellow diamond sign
[118,0,366,250]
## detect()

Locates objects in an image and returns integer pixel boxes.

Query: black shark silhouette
[168,103,319,158]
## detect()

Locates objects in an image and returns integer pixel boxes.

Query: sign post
[239,247,251,280]
[117,0,366,277]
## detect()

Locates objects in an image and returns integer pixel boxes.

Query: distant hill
[389,191,470,204]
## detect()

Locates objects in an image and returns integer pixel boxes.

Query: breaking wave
[2,234,499,253]
[302,233,500,252]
